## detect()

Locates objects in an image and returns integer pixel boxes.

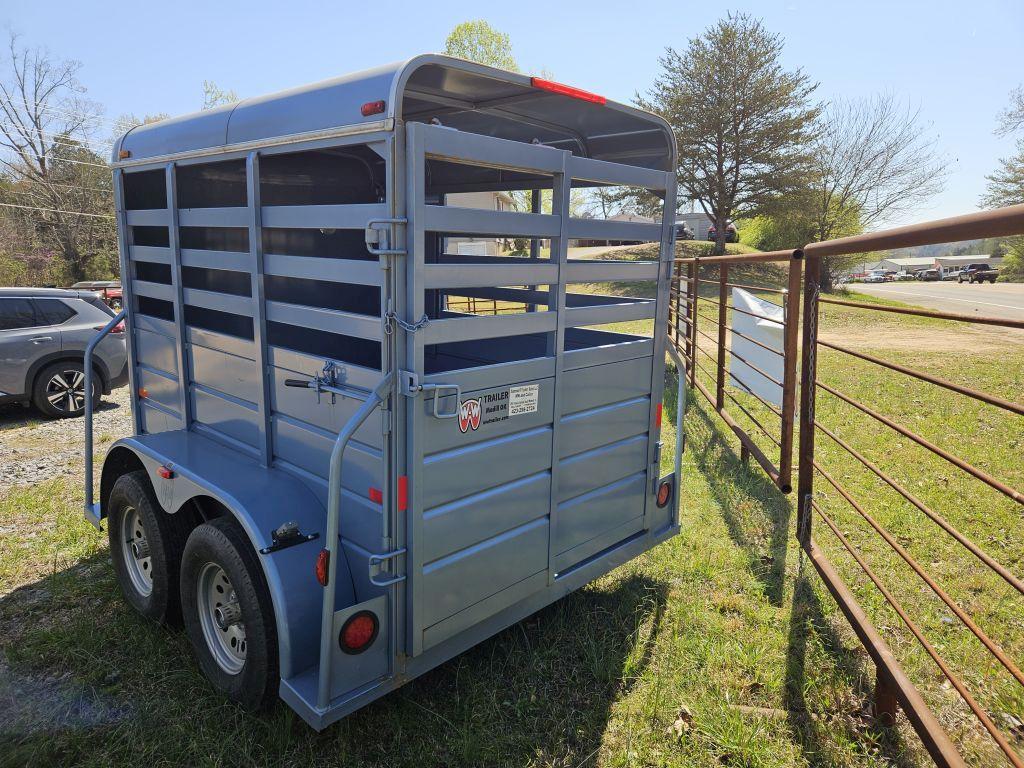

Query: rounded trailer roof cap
[114,54,676,173]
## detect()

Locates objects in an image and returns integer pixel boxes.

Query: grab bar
[83,309,126,530]
[317,371,393,710]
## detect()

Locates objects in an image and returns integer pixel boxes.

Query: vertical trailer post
[796,253,819,545]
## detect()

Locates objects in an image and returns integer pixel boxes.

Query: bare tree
[996,85,1024,138]
[638,13,819,254]
[0,33,114,282]
[202,80,238,111]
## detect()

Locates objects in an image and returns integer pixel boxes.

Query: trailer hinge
[651,441,664,492]
[380,406,391,435]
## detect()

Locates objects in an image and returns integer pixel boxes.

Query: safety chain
[384,311,430,335]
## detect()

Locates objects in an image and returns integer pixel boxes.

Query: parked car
[957,263,999,284]
[863,270,887,283]
[707,222,738,243]
[70,280,123,310]
[918,269,941,281]
[895,271,916,281]
[941,269,961,281]
[674,222,695,241]
[0,288,128,417]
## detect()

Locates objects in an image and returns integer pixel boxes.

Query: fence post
[778,255,802,493]
[688,261,697,387]
[796,253,820,546]
[716,264,728,410]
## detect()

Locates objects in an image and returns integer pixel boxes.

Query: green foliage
[638,13,819,255]
[982,138,1024,209]
[997,237,1024,281]
[444,20,519,72]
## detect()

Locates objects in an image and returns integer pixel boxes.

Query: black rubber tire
[180,518,278,710]
[32,360,101,419]
[107,470,192,625]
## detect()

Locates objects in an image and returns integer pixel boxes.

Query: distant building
[935,254,1003,276]
[877,257,936,274]
[674,211,712,241]
[446,191,516,256]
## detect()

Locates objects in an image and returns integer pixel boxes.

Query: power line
[0,123,111,153]
[5,178,111,194]
[0,201,113,219]
[8,100,122,127]
[0,152,109,170]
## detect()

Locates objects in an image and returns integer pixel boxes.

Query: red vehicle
[70,281,122,310]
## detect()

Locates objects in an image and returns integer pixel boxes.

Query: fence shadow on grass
[0,538,667,767]
[681,394,916,766]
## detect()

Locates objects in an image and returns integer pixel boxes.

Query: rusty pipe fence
[668,250,803,493]
[668,203,1024,767]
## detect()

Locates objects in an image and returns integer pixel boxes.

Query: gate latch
[398,371,460,419]
[365,217,407,257]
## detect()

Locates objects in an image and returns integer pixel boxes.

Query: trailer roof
[113,54,676,172]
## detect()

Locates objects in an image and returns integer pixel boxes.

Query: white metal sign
[729,288,784,407]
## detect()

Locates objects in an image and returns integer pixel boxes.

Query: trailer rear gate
[104,55,678,727]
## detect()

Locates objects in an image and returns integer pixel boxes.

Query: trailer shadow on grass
[0,544,667,767]
[684,397,917,766]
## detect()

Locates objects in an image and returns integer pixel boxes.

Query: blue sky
[3,0,1021,225]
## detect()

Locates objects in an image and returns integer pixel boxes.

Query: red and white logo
[458,398,481,433]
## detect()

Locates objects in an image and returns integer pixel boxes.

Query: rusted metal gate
[669,203,1024,767]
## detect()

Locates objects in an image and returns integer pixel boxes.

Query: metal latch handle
[369,547,407,587]
[421,383,461,419]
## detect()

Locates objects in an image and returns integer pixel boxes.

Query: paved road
[850,281,1024,322]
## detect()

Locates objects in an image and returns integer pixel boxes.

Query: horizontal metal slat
[573,222,661,250]
[260,202,388,230]
[263,254,383,286]
[568,217,663,243]
[420,310,556,345]
[129,245,172,264]
[563,260,659,282]
[125,209,168,227]
[132,279,174,302]
[180,248,254,272]
[178,207,249,228]
[422,206,560,238]
[265,301,382,341]
[423,263,559,289]
[569,155,669,190]
[182,287,253,316]
[420,122,564,173]
[564,300,656,328]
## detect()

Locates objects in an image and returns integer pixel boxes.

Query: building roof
[935,254,992,264]
[114,54,676,173]
[880,257,936,267]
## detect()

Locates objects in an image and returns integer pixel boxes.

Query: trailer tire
[180,517,278,711]
[107,470,190,625]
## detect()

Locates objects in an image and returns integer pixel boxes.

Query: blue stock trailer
[85,54,683,729]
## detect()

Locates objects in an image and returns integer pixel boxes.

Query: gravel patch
[0,388,132,490]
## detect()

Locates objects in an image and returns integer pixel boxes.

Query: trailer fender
[99,436,356,680]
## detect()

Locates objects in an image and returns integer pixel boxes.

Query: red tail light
[360,100,386,117]
[157,465,174,480]
[656,478,673,508]
[530,77,606,105]
[655,403,663,428]
[316,549,330,586]
[339,610,379,654]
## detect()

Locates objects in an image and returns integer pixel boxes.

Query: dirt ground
[0,388,132,490]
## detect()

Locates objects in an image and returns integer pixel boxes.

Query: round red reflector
[656,479,673,508]
[339,611,379,654]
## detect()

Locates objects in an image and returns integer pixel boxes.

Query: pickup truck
[957,263,999,284]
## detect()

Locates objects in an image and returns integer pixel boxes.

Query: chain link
[384,311,430,335]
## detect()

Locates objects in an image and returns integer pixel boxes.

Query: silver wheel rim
[119,506,153,597]
[45,368,87,413]
[196,562,247,675]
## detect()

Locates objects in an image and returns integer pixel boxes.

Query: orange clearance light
[360,100,386,117]
[530,77,607,105]
[118,149,131,159]
[315,549,330,586]
[339,610,379,654]
[656,479,673,508]
[138,387,149,399]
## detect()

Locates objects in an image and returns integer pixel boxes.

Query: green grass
[1,281,1021,766]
